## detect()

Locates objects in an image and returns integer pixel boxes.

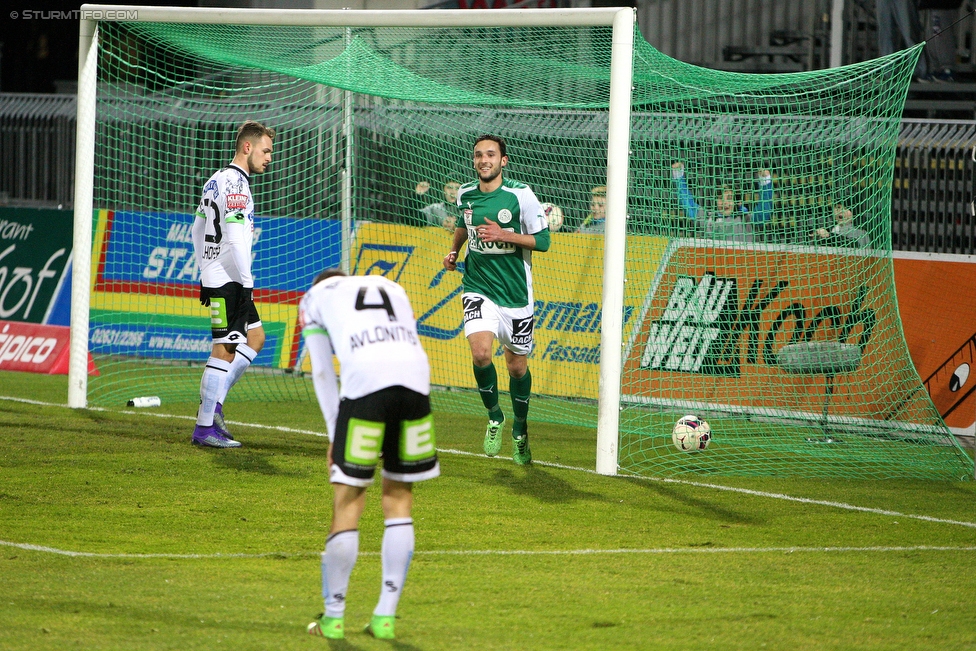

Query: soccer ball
[672,415,711,453]
[541,202,564,232]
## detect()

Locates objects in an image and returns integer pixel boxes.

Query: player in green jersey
[443,134,551,465]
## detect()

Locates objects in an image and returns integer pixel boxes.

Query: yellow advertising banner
[349,223,669,399]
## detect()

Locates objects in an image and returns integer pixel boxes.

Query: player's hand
[476,218,505,243]
[199,283,212,307]
[444,250,458,271]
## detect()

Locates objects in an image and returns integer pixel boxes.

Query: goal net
[72,7,973,480]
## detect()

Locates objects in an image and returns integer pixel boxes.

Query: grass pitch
[0,370,974,650]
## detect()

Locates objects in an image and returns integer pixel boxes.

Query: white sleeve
[191,209,206,267]
[305,332,339,442]
[520,187,547,235]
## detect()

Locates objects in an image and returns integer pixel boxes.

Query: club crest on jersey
[463,208,473,226]
[227,193,248,211]
[497,209,513,224]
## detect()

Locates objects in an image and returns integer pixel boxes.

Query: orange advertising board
[621,240,934,423]
[893,253,976,435]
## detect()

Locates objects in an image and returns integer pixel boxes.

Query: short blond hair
[235,120,276,153]
[591,185,607,196]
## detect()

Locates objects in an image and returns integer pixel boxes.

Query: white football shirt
[191,164,256,288]
[300,275,431,402]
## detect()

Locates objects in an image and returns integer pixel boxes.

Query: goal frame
[70,4,635,476]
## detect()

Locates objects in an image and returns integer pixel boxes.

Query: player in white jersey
[301,269,438,642]
[189,120,275,448]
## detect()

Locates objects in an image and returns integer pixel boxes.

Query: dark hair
[312,268,347,286]
[474,134,506,158]
[235,120,276,153]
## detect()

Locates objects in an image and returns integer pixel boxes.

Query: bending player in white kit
[301,269,438,642]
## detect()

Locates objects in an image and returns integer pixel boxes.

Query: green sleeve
[532,228,551,252]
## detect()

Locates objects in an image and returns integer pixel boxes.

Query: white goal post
[69,5,636,476]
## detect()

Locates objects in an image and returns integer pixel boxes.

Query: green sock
[510,369,532,429]
[473,363,503,421]
[513,417,527,438]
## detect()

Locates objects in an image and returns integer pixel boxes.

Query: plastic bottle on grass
[127,396,161,408]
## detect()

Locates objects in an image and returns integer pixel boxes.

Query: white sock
[219,343,256,404]
[197,357,230,426]
[323,530,359,619]
[374,518,414,617]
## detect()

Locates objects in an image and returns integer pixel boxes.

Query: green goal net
[78,10,973,480]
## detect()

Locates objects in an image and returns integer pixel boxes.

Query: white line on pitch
[3,396,975,530]
[1,539,974,559]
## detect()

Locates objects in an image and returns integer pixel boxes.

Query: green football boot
[512,433,532,465]
[307,613,343,639]
[364,615,396,639]
[483,418,504,457]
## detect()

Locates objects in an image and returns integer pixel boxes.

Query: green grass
[1,370,974,650]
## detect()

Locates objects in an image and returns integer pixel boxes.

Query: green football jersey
[456,178,547,308]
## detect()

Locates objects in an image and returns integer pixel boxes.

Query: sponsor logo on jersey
[463,208,473,226]
[469,234,517,255]
[462,295,485,323]
[497,209,512,224]
[511,316,534,346]
[227,194,248,211]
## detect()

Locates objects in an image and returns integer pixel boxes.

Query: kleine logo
[226,194,248,211]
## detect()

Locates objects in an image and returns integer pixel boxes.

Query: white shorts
[462,292,535,356]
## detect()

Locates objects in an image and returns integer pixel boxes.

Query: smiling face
[473,139,507,189]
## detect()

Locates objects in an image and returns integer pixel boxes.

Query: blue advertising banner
[87,316,282,366]
[100,211,343,291]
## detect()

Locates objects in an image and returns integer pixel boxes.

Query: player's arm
[476,187,551,251]
[192,193,211,305]
[476,219,548,250]
[191,205,206,261]
[303,327,340,442]
[444,226,468,271]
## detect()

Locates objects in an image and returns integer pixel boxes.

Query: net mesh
[86,17,973,480]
